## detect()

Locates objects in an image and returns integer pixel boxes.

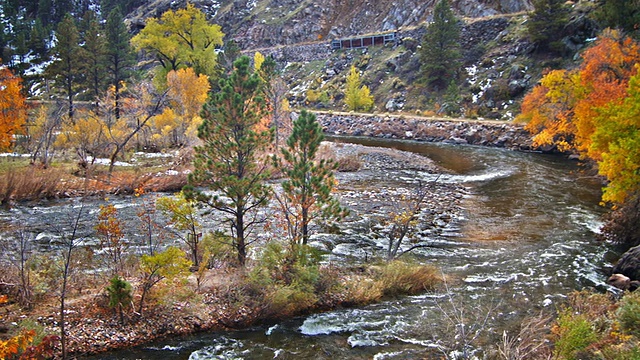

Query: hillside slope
[128,0,532,49]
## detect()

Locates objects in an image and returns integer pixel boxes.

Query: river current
[6,138,612,359]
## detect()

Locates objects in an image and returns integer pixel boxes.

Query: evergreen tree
[420,0,461,90]
[46,14,83,120]
[52,0,74,23]
[527,0,569,54]
[106,275,132,325]
[105,7,134,119]
[80,11,106,108]
[28,19,49,63]
[37,0,53,26]
[274,110,347,245]
[186,56,272,267]
[595,0,640,37]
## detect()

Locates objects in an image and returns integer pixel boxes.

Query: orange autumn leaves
[518,29,640,204]
[0,62,28,151]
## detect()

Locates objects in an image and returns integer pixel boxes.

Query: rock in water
[612,245,640,281]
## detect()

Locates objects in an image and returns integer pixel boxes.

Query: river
[81,137,612,359]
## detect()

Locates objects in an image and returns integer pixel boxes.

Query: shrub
[617,291,640,337]
[342,277,383,305]
[336,155,362,172]
[552,310,598,360]
[376,261,440,296]
[247,243,322,317]
[263,283,318,317]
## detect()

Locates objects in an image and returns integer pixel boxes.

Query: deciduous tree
[344,65,374,111]
[138,246,191,315]
[157,192,202,267]
[591,69,640,204]
[149,67,210,147]
[130,4,224,84]
[95,204,127,276]
[519,29,640,157]
[0,63,27,151]
[186,56,272,267]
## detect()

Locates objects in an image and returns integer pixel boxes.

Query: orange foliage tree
[0,63,28,151]
[519,29,640,205]
[519,29,640,158]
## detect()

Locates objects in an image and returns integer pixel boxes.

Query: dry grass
[0,167,63,204]
[375,261,441,295]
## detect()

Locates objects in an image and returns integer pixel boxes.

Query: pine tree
[46,14,83,120]
[186,56,272,267]
[595,0,640,37]
[527,0,569,54]
[105,7,134,119]
[420,0,461,90]
[80,11,106,109]
[344,65,374,111]
[275,110,347,245]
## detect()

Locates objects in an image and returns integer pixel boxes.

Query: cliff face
[128,0,532,49]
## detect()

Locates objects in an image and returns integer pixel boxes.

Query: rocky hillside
[128,0,532,49]
[127,0,600,121]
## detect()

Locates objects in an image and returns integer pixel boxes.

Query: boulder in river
[611,245,640,283]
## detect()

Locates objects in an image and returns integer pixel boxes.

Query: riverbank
[314,111,537,151]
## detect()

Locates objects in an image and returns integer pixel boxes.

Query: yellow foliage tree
[344,65,374,112]
[130,4,224,84]
[56,111,108,167]
[591,68,640,204]
[0,64,28,151]
[150,67,210,147]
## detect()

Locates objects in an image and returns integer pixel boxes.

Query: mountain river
[4,137,615,359]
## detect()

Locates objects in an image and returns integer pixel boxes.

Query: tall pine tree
[46,14,83,120]
[527,0,569,54]
[105,7,134,119]
[274,110,347,246]
[80,10,106,108]
[186,56,272,267]
[420,0,461,90]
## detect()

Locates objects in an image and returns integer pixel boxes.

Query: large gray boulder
[612,245,640,281]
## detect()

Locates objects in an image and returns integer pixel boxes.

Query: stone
[612,245,640,281]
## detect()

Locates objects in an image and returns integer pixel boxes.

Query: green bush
[247,243,322,317]
[553,310,598,360]
[618,291,640,337]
